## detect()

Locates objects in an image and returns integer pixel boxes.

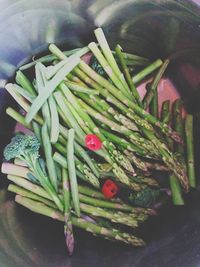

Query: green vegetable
[3,134,63,211]
[115,44,142,107]
[25,55,80,123]
[41,123,58,191]
[15,195,145,246]
[67,129,80,217]
[62,168,74,255]
[185,114,196,188]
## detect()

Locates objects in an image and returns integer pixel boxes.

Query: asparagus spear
[161,100,184,205]
[35,63,51,131]
[8,184,57,209]
[7,175,51,200]
[143,59,170,109]
[64,80,99,95]
[41,123,58,191]
[5,84,43,125]
[94,28,131,95]
[115,44,142,106]
[67,129,80,217]
[62,168,74,255]
[161,100,171,124]
[173,99,184,154]
[88,42,132,99]
[6,107,32,130]
[132,59,163,84]
[15,70,36,96]
[185,114,196,188]
[79,193,151,214]
[79,203,146,228]
[149,87,159,118]
[10,84,35,103]
[48,94,60,144]
[15,195,145,246]
[32,121,42,143]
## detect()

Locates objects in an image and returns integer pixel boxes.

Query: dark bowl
[0,1,200,267]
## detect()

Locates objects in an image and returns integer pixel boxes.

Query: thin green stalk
[88,42,132,99]
[6,107,32,130]
[67,129,80,217]
[65,80,99,95]
[172,99,184,154]
[94,28,130,95]
[78,185,105,199]
[169,174,184,205]
[10,84,35,103]
[8,184,57,209]
[143,59,170,109]
[161,100,171,124]
[54,91,86,142]
[62,168,74,255]
[48,95,60,143]
[63,97,90,135]
[2,162,31,179]
[32,122,42,143]
[15,70,36,96]
[5,84,43,125]
[149,87,159,118]
[132,59,163,84]
[53,152,88,182]
[185,114,196,188]
[115,44,142,107]
[35,63,51,131]
[112,50,149,64]
[161,100,184,205]
[41,123,58,191]
[7,175,51,200]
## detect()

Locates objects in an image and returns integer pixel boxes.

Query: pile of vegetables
[1,28,196,254]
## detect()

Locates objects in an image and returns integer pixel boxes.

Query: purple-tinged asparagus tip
[64,224,74,256]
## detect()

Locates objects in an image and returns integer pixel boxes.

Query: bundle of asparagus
[1,28,196,254]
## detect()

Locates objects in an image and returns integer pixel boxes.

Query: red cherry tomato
[102,179,119,199]
[85,134,102,151]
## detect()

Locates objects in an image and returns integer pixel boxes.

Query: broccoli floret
[4,133,40,164]
[128,187,160,208]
